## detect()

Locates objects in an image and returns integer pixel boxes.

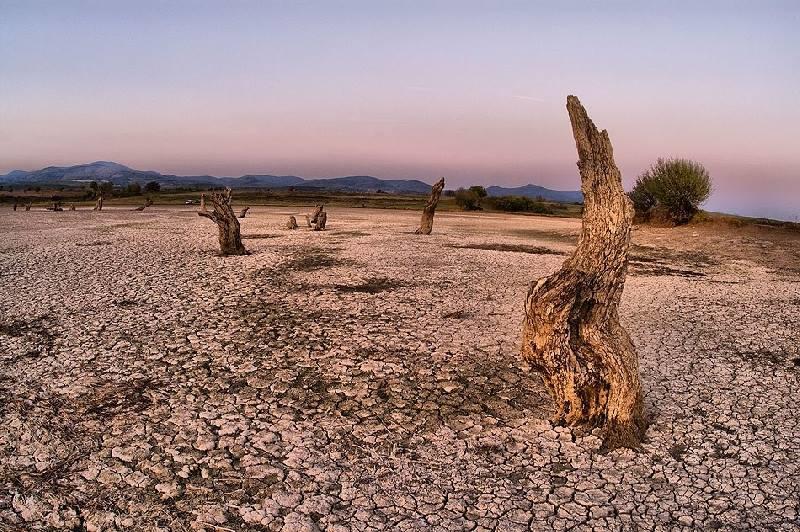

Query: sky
[1,1,798,220]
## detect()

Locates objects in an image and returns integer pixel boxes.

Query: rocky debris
[0,207,798,529]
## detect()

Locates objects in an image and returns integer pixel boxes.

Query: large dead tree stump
[93,196,104,211]
[238,206,250,219]
[415,177,445,235]
[197,189,247,255]
[286,216,298,229]
[521,95,645,450]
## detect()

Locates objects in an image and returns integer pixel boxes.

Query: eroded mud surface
[1,207,798,530]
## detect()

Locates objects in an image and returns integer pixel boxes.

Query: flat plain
[1,206,798,530]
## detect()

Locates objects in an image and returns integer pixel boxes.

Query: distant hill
[0,161,582,201]
[0,161,432,194]
[487,184,583,203]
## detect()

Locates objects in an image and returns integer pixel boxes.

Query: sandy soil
[1,206,798,531]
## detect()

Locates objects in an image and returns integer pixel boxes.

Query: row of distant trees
[451,158,713,225]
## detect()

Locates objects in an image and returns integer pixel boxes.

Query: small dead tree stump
[286,215,298,229]
[25,203,32,211]
[415,177,445,235]
[238,206,250,219]
[197,189,247,256]
[93,196,104,211]
[306,205,323,228]
[312,211,327,231]
[133,198,153,211]
[520,96,645,450]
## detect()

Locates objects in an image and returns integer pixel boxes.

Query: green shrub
[630,158,712,224]
[454,188,483,210]
[487,195,555,214]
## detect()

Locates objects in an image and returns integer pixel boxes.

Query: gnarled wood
[415,177,445,235]
[305,205,323,228]
[312,210,327,231]
[93,196,104,211]
[521,95,645,450]
[197,189,247,256]
[133,198,153,212]
[286,216,298,229]
[238,206,250,219]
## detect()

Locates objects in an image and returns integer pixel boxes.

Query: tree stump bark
[520,95,645,450]
[197,189,247,255]
[93,196,104,211]
[415,177,445,235]
[306,205,323,228]
[286,215,298,229]
[312,211,327,231]
[238,206,250,219]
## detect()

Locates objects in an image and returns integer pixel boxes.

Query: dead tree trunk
[93,196,104,211]
[312,211,327,231]
[286,215,298,229]
[415,177,445,235]
[197,189,247,256]
[306,205,323,228]
[133,198,153,211]
[520,95,645,450]
[238,206,250,219]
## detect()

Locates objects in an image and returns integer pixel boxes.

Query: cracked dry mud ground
[1,207,798,531]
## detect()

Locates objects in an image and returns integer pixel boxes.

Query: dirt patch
[284,248,348,271]
[333,277,406,294]
[242,233,282,239]
[449,243,566,255]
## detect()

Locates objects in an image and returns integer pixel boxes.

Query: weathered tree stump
[133,198,153,211]
[197,189,247,255]
[25,203,32,211]
[415,177,445,235]
[93,196,104,211]
[312,211,327,231]
[305,205,323,228]
[520,95,645,450]
[238,206,250,219]
[286,215,298,229]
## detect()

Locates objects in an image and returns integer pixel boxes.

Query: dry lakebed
[1,206,798,530]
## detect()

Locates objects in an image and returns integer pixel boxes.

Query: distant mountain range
[0,161,583,202]
[487,184,583,203]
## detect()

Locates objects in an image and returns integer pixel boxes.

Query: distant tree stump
[133,198,152,211]
[197,189,247,255]
[312,211,327,231]
[69,203,76,211]
[286,215,298,229]
[238,206,250,219]
[520,96,645,450]
[25,203,32,211]
[306,205,323,228]
[13,202,17,211]
[93,196,104,211]
[415,177,445,235]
